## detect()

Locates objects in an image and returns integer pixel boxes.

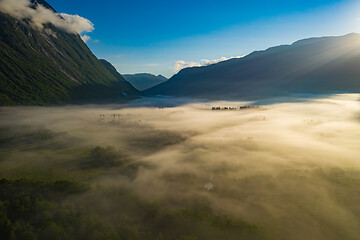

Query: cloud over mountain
[0,0,94,34]
[81,34,91,42]
[173,56,243,72]
[173,60,202,72]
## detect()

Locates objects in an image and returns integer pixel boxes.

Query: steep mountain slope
[99,59,142,96]
[0,0,140,105]
[146,33,360,99]
[123,73,167,91]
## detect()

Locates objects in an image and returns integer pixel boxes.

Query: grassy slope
[0,3,140,105]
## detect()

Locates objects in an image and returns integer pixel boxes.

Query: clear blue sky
[47,0,360,77]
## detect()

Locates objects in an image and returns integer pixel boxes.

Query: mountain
[0,0,141,105]
[99,59,141,96]
[123,73,167,91]
[145,33,360,99]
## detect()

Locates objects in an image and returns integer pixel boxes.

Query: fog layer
[0,94,359,240]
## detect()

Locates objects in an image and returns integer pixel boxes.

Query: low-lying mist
[0,94,359,240]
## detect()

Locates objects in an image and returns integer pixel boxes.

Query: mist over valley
[1,95,359,239]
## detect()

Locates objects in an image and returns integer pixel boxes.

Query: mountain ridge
[123,73,167,91]
[146,33,360,99]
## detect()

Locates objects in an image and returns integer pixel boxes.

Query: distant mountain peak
[123,73,168,91]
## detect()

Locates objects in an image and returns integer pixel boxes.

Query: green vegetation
[0,8,140,106]
[0,178,269,240]
[0,125,271,240]
[0,179,116,240]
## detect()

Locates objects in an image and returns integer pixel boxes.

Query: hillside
[146,33,360,99]
[123,73,167,91]
[99,59,141,96]
[0,0,141,105]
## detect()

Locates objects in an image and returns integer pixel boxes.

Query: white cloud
[173,56,244,73]
[81,35,91,43]
[0,0,94,35]
[60,13,94,34]
[173,60,202,72]
[200,57,230,65]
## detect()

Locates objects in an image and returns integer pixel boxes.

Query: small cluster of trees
[211,107,236,110]
[211,105,262,110]
[239,105,261,109]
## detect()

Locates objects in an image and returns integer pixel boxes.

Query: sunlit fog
[1,94,359,240]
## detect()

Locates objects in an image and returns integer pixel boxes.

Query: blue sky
[47,0,360,77]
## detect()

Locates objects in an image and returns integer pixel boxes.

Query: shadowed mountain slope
[146,33,360,99]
